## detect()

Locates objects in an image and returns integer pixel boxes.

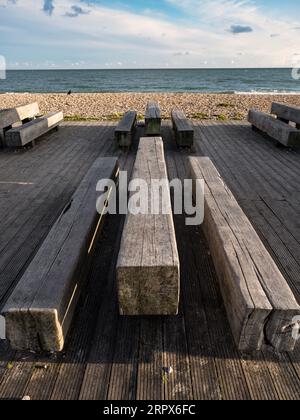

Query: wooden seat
[117,137,180,316]
[171,110,194,147]
[0,102,40,147]
[5,111,63,148]
[271,102,300,129]
[115,111,137,148]
[248,109,300,148]
[145,102,161,136]
[2,157,119,352]
[189,156,300,352]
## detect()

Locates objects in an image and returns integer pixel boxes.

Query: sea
[0,68,300,94]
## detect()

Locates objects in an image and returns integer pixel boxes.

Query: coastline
[1,92,300,120]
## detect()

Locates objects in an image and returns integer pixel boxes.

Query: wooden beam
[271,102,300,126]
[189,156,300,352]
[0,102,40,147]
[6,112,63,148]
[2,157,119,352]
[248,109,300,148]
[117,137,180,316]
[171,109,194,147]
[115,111,137,148]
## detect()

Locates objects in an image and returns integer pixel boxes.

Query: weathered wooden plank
[171,110,194,148]
[165,139,222,400]
[248,109,300,147]
[115,111,137,148]
[271,102,300,126]
[2,157,119,352]
[46,129,132,401]
[78,142,137,401]
[0,103,40,146]
[5,112,63,148]
[189,156,300,352]
[1,121,300,400]
[117,137,180,316]
[145,102,161,136]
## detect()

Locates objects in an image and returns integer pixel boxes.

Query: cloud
[65,5,90,18]
[43,0,54,16]
[229,25,253,34]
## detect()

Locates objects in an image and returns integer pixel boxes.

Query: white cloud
[1,0,300,68]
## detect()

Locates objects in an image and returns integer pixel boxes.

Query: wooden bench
[271,102,300,129]
[189,157,300,352]
[5,111,63,148]
[248,109,300,148]
[115,111,137,148]
[145,102,161,136]
[2,157,119,352]
[171,110,194,147]
[0,102,40,147]
[117,137,180,316]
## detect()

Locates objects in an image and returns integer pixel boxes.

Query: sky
[0,0,300,69]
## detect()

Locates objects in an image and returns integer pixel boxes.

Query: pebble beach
[1,92,300,120]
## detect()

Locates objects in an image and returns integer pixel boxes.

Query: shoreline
[1,92,300,121]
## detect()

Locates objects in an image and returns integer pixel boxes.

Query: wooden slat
[117,137,180,316]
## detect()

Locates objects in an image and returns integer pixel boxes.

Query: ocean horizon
[1,68,300,94]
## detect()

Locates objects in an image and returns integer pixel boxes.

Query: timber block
[115,111,137,148]
[6,112,63,148]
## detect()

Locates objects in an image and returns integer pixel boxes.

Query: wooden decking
[0,120,300,400]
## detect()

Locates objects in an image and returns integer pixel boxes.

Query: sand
[1,92,300,120]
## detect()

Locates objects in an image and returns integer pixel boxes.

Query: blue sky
[1,0,300,69]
